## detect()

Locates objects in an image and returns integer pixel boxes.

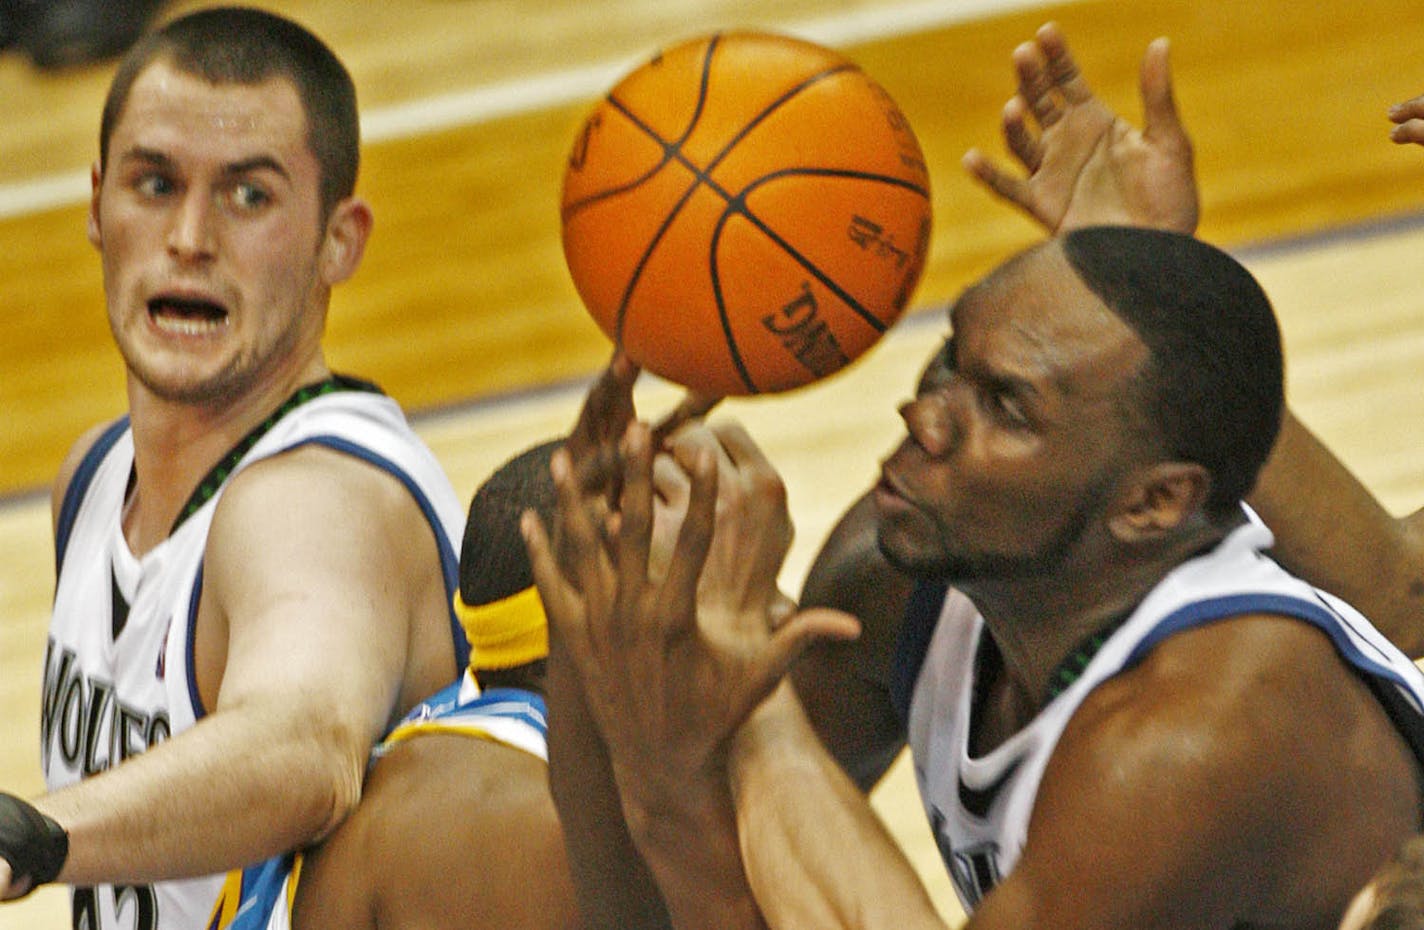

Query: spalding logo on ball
[561,30,932,396]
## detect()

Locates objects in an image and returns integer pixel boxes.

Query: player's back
[293,684,578,930]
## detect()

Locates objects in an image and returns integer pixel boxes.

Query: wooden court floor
[2,0,1424,926]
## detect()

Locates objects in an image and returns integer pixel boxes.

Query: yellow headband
[454,585,548,671]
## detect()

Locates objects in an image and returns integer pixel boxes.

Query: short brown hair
[99,6,360,219]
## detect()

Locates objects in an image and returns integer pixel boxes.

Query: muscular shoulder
[209,443,438,575]
[1061,615,1415,813]
[1025,614,1421,926]
[222,441,422,519]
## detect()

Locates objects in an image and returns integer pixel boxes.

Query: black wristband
[0,793,69,894]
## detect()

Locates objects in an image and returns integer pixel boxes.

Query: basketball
[560,31,932,396]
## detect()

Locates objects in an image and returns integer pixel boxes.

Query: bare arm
[528,357,676,930]
[1248,412,1424,656]
[545,635,674,930]
[730,684,948,930]
[529,426,769,930]
[29,447,438,887]
[528,412,859,930]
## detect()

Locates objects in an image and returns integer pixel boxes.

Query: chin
[876,529,952,581]
[131,361,248,407]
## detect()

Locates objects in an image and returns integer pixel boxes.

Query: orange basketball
[560,31,932,396]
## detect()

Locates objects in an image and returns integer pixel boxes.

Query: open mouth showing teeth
[149,297,228,336]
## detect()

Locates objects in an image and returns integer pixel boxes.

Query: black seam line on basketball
[723,166,930,334]
[612,174,705,343]
[613,61,862,344]
[707,207,759,393]
[569,57,856,223]
[607,36,725,341]
[647,63,860,213]
[690,63,858,180]
[561,36,722,222]
[560,97,683,223]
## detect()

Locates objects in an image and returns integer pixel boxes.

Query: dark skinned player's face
[873,243,1151,583]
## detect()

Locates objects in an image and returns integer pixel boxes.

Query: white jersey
[896,513,1424,912]
[214,672,549,930]
[45,378,469,930]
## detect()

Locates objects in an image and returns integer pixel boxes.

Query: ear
[87,162,103,249]
[1107,461,1211,542]
[319,196,373,285]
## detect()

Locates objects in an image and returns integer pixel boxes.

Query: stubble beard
[877,470,1114,586]
[118,306,309,409]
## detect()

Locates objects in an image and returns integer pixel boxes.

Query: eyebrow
[116,147,291,182]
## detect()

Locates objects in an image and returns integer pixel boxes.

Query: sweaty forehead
[952,243,1148,391]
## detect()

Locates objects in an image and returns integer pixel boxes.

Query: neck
[960,520,1233,720]
[122,357,332,554]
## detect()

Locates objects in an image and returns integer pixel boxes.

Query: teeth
[153,314,226,336]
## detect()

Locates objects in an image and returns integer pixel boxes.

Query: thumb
[756,607,863,683]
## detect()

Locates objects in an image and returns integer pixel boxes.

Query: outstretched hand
[963,22,1198,234]
[524,419,858,807]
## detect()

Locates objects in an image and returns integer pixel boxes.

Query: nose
[899,389,959,457]
[166,190,217,263]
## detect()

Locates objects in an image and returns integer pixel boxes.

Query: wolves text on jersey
[41,639,172,776]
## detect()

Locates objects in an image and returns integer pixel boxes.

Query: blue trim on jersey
[1123,592,1416,696]
[892,579,951,724]
[398,681,549,735]
[1122,591,1424,765]
[177,434,471,723]
[306,435,471,675]
[54,416,130,576]
[187,562,208,720]
[223,851,298,930]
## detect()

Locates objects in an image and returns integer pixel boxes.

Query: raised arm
[729,683,948,930]
[963,22,1197,235]
[1248,413,1424,656]
[528,413,857,930]
[530,422,770,930]
[536,356,675,930]
[1240,97,1424,656]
